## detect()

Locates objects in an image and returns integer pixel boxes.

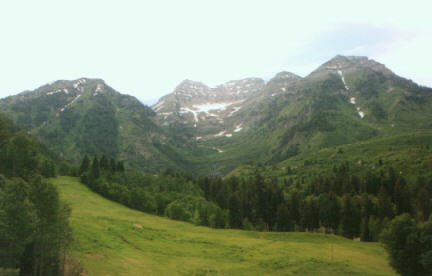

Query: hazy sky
[1,0,431,105]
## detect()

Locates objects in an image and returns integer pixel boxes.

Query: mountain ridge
[1,55,431,175]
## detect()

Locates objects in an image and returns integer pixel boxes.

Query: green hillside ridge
[229,130,432,183]
[52,176,396,276]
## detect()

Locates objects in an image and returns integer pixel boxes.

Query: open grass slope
[52,176,396,276]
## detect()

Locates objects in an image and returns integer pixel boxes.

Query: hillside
[230,129,432,183]
[52,176,396,276]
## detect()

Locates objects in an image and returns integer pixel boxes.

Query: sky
[0,0,431,105]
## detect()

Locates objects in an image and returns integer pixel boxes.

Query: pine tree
[79,155,90,176]
[340,195,360,239]
[0,179,34,269]
[228,193,242,229]
[377,186,394,219]
[99,155,109,171]
[41,160,56,178]
[360,217,371,242]
[276,203,294,231]
[417,188,431,221]
[110,158,116,173]
[116,161,125,172]
[91,156,100,179]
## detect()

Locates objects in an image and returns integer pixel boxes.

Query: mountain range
[1,55,431,175]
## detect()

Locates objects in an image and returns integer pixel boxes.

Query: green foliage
[0,179,34,268]
[0,114,76,275]
[381,214,431,276]
[0,177,74,276]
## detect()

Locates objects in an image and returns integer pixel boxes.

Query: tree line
[78,152,432,275]
[0,116,79,276]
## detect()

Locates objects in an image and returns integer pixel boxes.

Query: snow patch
[180,107,199,125]
[158,112,172,116]
[46,89,63,95]
[234,124,243,133]
[228,106,241,117]
[337,70,349,90]
[153,100,165,111]
[94,84,103,95]
[73,78,86,89]
[350,97,356,104]
[60,94,81,112]
[192,101,243,113]
[326,65,339,69]
[214,130,226,137]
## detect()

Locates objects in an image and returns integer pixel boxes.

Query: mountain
[0,78,194,171]
[152,55,432,173]
[1,55,431,175]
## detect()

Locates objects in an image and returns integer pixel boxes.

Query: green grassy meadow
[51,177,397,276]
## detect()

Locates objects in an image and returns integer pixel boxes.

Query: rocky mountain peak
[308,55,394,79]
[272,71,302,81]
[174,79,210,95]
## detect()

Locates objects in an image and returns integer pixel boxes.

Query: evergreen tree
[377,186,394,219]
[99,155,109,171]
[79,155,90,176]
[360,194,374,241]
[360,217,371,242]
[27,177,73,276]
[41,160,56,178]
[110,158,116,173]
[318,193,340,233]
[91,157,100,179]
[228,193,242,229]
[340,195,360,239]
[394,177,412,215]
[417,188,431,221]
[0,179,34,269]
[276,203,294,231]
[116,161,125,172]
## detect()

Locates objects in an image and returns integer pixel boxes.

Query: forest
[0,116,79,276]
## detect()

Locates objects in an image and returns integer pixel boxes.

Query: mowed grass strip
[52,177,397,276]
